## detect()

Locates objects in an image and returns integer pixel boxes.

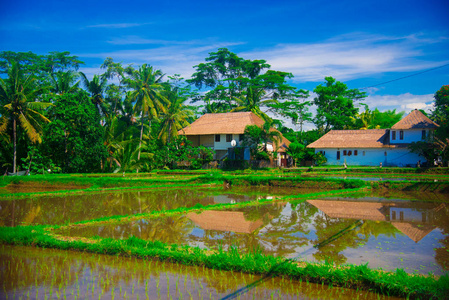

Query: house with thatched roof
[179,112,291,166]
[307,109,439,166]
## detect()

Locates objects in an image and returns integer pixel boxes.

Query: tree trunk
[13,117,17,174]
[137,111,144,173]
[166,122,172,166]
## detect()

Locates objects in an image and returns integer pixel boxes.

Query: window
[422,130,426,140]
[362,151,365,156]
[384,151,387,156]
[354,150,358,156]
[348,150,352,156]
[343,150,347,156]
[392,211,396,220]
[215,134,220,142]
[337,151,340,160]
[226,134,232,142]
[239,134,244,141]
[391,131,396,140]
[399,130,404,140]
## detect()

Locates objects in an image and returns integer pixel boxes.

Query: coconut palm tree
[125,64,168,163]
[79,72,109,116]
[113,139,153,175]
[231,87,276,121]
[0,61,52,173]
[158,85,194,145]
[49,70,80,95]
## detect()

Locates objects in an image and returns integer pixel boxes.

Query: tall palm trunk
[13,117,17,174]
[137,111,144,173]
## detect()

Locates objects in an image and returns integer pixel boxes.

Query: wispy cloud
[87,23,150,29]
[364,93,435,112]
[107,36,198,45]
[78,41,244,79]
[242,33,448,82]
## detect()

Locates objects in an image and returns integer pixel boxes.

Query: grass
[1,169,449,299]
[1,224,447,299]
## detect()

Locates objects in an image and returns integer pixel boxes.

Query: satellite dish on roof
[231,140,237,147]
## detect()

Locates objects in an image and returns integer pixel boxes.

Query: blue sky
[1,0,448,126]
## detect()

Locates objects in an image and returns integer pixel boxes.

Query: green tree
[231,87,276,121]
[158,85,194,145]
[352,105,404,129]
[188,48,298,116]
[269,89,311,132]
[313,77,366,132]
[243,121,281,159]
[113,139,153,175]
[49,70,80,95]
[125,64,168,165]
[100,57,134,115]
[432,85,449,140]
[0,61,51,173]
[43,91,107,173]
[80,73,109,116]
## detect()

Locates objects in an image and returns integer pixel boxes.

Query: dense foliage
[0,50,446,171]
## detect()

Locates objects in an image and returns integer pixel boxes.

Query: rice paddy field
[1,168,449,299]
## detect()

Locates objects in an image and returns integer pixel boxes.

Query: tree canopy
[313,76,366,132]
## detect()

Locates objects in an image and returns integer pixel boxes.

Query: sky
[1,0,448,129]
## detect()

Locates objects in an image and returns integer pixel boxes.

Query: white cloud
[78,41,244,79]
[107,36,199,45]
[241,33,448,82]
[87,23,150,29]
[364,93,434,113]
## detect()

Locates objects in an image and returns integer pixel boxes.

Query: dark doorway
[337,151,340,160]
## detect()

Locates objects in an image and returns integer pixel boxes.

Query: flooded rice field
[56,196,449,275]
[0,186,322,227]
[0,244,399,299]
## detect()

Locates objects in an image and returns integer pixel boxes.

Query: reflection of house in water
[187,211,264,234]
[208,194,276,204]
[307,200,446,243]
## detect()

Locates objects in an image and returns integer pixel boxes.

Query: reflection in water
[0,245,397,300]
[0,188,282,227]
[57,198,449,275]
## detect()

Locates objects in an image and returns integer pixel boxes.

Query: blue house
[307,109,439,167]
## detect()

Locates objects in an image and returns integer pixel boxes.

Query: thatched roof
[179,112,291,152]
[180,112,265,135]
[308,200,437,242]
[187,210,264,234]
[307,129,390,149]
[307,200,387,221]
[391,109,439,130]
[391,222,435,243]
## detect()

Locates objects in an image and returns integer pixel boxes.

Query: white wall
[214,134,242,150]
[316,147,426,167]
[390,129,430,144]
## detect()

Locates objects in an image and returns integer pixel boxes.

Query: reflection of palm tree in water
[259,202,316,257]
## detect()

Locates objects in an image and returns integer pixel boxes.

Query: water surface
[56,197,449,275]
[0,244,399,300]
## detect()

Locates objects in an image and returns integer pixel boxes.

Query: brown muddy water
[0,244,400,300]
[56,197,449,276]
[0,186,321,226]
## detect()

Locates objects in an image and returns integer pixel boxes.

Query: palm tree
[125,64,168,163]
[0,61,52,173]
[243,120,281,155]
[49,70,80,95]
[113,139,153,175]
[231,87,277,121]
[79,72,109,116]
[158,85,194,145]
